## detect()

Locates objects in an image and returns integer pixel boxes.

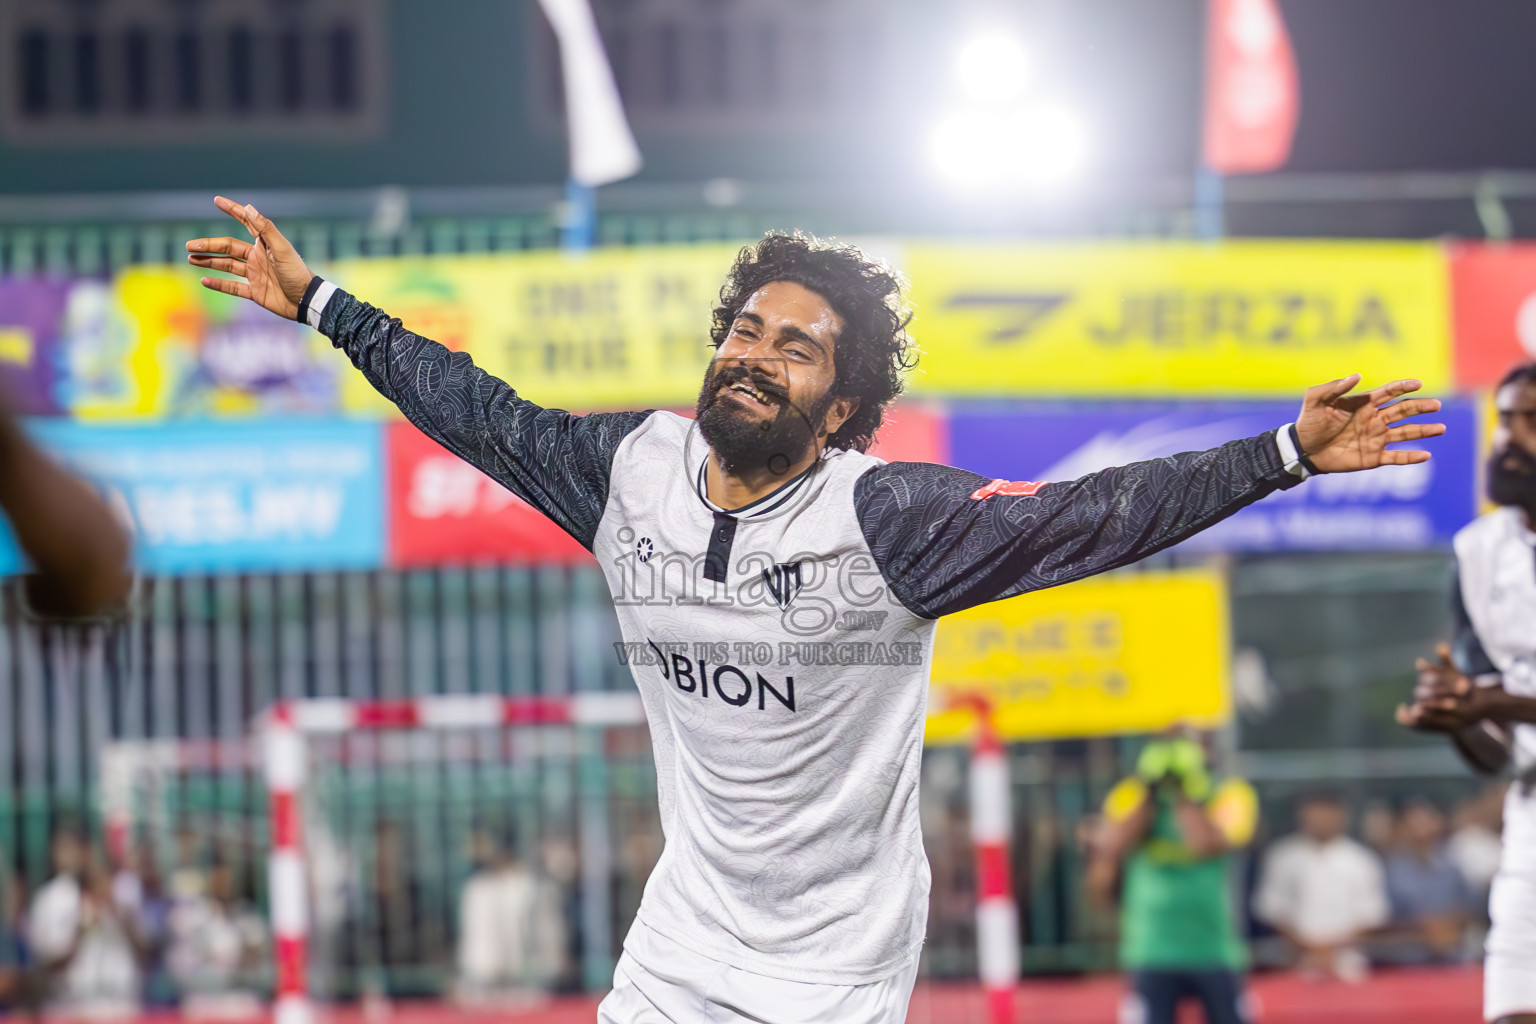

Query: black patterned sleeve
[317,286,651,550]
[852,432,1300,618]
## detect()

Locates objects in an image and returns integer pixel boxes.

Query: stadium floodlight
[1025,105,1088,179]
[955,32,1030,104]
[929,27,1087,194]
[929,102,1087,191]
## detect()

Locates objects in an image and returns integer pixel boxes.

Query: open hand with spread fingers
[184,196,315,321]
[1294,375,1445,473]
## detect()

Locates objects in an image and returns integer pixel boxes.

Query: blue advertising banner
[0,420,385,575]
[948,401,1479,551]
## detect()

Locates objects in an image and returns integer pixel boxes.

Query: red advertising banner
[868,402,948,465]
[387,421,591,567]
[1202,0,1299,175]
[1450,243,1536,389]
[388,402,947,568]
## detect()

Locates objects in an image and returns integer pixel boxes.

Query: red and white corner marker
[265,703,310,1024]
[956,695,1019,1024]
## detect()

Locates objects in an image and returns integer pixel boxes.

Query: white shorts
[596,923,921,1024]
[1486,871,1536,1021]
[1488,784,1536,1022]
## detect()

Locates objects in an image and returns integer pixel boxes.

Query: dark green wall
[0,1,562,194]
[0,0,1206,198]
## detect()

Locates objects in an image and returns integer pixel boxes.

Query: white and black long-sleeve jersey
[1453,508,1536,768]
[308,280,1305,984]
[1450,508,1536,915]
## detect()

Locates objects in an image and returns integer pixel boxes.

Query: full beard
[694,363,835,479]
[1488,441,1536,510]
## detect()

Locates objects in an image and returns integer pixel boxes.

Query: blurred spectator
[455,826,565,1005]
[1252,792,1388,982]
[167,855,268,1017]
[341,820,434,996]
[0,854,31,1011]
[1360,800,1398,857]
[1087,733,1259,1024]
[304,817,354,1001]
[107,847,140,928]
[613,809,662,954]
[540,833,581,994]
[129,850,175,1007]
[1448,783,1505,907]
[168,829,205,904]
[1381,799,1474,963]
[925,800,977,975]
[28,828,143,1017]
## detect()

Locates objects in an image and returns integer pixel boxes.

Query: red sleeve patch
[969,478,1048,500]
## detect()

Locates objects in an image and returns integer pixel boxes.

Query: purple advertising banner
[0,279,69,414]
[949,401,1479,552]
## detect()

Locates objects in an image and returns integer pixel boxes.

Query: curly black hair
[708,233,917,454]
[1499,362,1536,392]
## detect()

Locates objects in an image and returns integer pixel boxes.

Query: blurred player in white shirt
[1400,363,1536,1023]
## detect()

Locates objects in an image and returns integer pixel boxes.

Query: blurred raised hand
[0,397,130,617]
[184,196,314,321]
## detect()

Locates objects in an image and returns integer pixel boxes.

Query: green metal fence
[0,211,808,279]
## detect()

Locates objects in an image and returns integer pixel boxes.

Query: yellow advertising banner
[924,569,1230,745]
[69,266,349,421]
[329,246,739,415]
[60,240,1456,419]
[905,241,1452,397]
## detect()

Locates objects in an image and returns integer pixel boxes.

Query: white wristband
[303,280,338,330]
[1275,423,1313,480]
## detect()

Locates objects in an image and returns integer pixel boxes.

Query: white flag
[537,0,643,187]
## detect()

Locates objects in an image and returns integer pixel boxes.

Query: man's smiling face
[695,281,858,477]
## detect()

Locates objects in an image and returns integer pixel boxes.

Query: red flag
[1202,0,1299,174]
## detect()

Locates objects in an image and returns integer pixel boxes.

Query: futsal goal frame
[261,693,645,1024]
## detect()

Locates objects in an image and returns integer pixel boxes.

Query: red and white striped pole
[265,703,311,1024]
[99,744,133,869]
[970,700,1018,1024]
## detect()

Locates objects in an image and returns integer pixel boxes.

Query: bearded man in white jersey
[1400,362,1536,1024]
[187,196,1445,1024]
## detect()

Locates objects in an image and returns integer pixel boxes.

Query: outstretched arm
[857,376,1443,617]
[185,197,650,549]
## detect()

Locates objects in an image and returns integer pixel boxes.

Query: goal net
[102,693,651,1024]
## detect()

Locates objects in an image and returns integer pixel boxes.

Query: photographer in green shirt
[1087,731,1259,1024]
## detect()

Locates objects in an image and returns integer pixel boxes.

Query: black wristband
[296,275,325,325]
[1289,423,1323,476]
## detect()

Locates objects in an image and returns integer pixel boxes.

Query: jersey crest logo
[969,478,1047,500]
[762,562,803,610]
